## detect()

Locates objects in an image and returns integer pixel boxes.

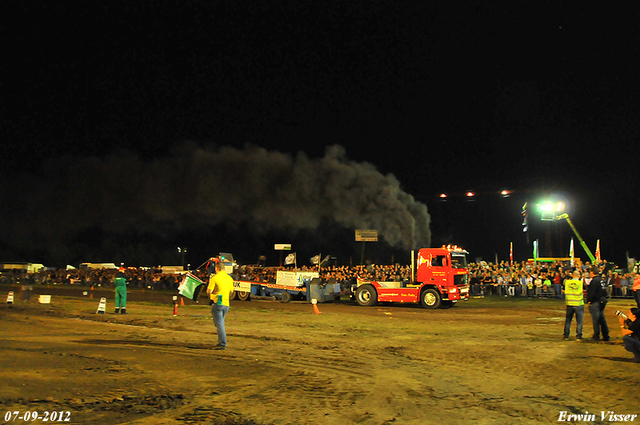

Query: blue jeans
[211,304,229,347]
[564,305,584,339]
[588,301,609,340]
[623,335,640,360]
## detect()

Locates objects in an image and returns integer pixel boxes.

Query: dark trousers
[623,335,640,360]
[588,301,609,340]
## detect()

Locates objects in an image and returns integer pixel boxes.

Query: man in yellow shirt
[207,261,235,350]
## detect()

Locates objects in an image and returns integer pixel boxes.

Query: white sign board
[355,229,378,242]
[233,280,253,292]
[276,271,319,287]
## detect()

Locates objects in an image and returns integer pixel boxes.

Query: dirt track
[1,289,639,424]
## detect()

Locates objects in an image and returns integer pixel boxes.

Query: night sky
[2,1,639,268]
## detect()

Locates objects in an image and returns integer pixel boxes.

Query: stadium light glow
[538,201,566,221]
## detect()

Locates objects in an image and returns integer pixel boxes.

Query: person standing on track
[563,270,585,341]
[586,267,609,342]
[207,261,234,350]
[114,267,127,314]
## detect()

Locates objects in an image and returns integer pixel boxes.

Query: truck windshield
[451,254,467,269]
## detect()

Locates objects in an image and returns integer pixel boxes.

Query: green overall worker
[114,267,128,314]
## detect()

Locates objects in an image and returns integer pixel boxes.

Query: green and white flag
[178,273,205,301]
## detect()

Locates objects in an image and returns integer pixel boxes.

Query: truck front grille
[454,274,468,286]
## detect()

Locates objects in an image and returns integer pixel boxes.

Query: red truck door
[431,254,448,285]
[417,250,448,284]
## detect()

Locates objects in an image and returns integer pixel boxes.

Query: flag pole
[570,238,574,267]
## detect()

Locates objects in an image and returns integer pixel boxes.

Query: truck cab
[414,246,469,308]
[354,245,470,309]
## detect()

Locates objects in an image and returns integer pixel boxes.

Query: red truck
[353,246,470,309]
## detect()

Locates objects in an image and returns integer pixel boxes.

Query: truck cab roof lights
[441,245,469,254]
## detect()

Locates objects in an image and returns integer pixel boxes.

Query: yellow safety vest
[564,279,584,306]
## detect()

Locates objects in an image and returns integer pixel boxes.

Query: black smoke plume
[0,144,431,266]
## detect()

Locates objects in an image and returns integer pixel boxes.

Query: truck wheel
[420,289,441,309]
[237,291,250,301]
[229,290,237,300]
[280,292,292,303]
[355,285,377,306]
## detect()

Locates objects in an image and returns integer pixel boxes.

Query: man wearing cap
[207,261,234,350]
[114,267,128,314]
[563,270,584,341]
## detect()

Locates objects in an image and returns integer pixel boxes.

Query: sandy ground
[1,287,639,425]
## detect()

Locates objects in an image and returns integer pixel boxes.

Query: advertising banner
[233,280,252,292]
[276,271,319,287]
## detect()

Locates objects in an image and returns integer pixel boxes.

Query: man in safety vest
[563,270,584,341]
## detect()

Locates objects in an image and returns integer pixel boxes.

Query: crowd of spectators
[238,263,412,286]
[1,259,636,300]
[0,262,412,291]
[0,267,191,291]
[467,260,637,299]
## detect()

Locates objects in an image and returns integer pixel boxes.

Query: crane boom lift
[558,213,597,263]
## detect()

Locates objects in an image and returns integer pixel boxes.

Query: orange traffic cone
[180,297,185,306]
[312,299,321,314]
